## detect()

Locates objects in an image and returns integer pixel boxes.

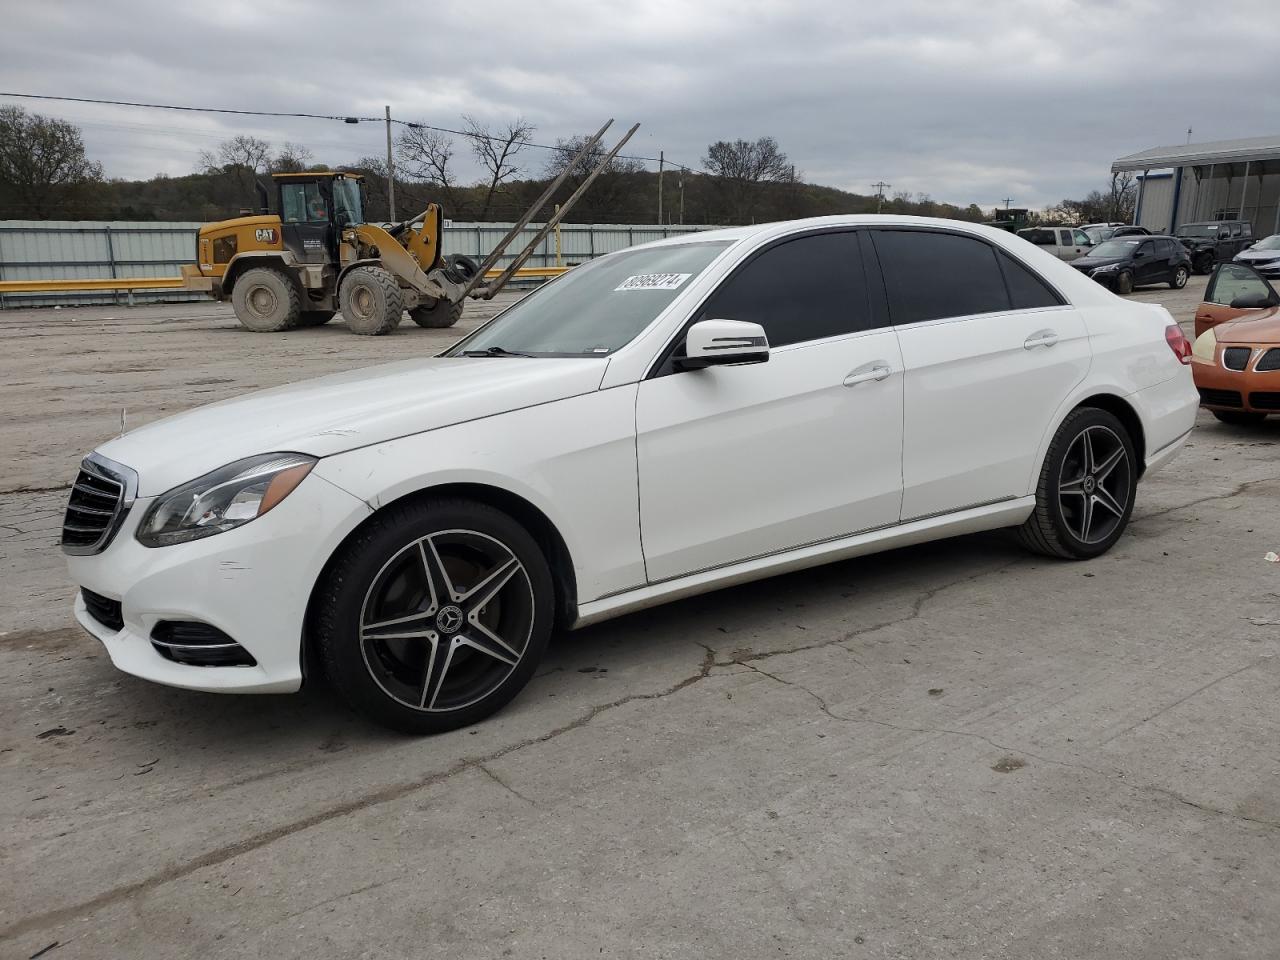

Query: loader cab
[273,172,365,265]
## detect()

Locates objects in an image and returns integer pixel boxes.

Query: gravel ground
[4,276,1280,959]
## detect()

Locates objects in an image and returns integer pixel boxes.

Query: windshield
[1083,226,1115,243]
[449,241,732,357]
[1177,224,1220,238]
[333,178,363,226]
[1250,235,1280,251]
[1089,239,1141,258]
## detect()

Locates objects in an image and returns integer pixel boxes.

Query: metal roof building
[1112,134,1280,237]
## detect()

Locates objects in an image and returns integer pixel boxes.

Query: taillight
[1165,324,1192,364]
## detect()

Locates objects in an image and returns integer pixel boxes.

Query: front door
[870,228,1091,520]
[279,179,335,265]
[635,230,905,583]
[1195,263,1280,337]
[1132,239,1164,286]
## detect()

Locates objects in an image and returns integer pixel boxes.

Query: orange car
[1191,263,1280,424]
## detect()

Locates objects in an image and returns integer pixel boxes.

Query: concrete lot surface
[3,276,1280,959]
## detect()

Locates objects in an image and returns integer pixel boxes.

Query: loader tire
[339,266,404,336]
[297,310,335,327]
[409,299,464,329]
[232,267,301,332]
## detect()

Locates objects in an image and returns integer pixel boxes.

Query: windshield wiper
[460,346,534,358]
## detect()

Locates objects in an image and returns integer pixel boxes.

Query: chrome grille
[61,454,137,555]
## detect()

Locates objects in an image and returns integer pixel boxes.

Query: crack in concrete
[477,762,536,806]
[0,484,71,497]
[0,648,717,944]
[1133,476,1276,524]
[1098,660,1264,746]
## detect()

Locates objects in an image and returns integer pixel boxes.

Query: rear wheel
[315,498,554,734]
[1114,270,1134,295]
[297,310,336,327]
[1212,410,1267,425]
[1017,407,1137,560]
[231,267,301,332]
[339,266,404,336]
[1169,265,1189,289]
[409,299,464,328]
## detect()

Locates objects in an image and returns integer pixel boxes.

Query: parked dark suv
[1070,235,1192,294]
[1177,220,1254,274]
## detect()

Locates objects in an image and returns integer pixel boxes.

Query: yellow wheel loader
[180,120,638,335]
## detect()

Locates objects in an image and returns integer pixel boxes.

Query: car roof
[1180,219,1244,226]
[638,214,1025,249]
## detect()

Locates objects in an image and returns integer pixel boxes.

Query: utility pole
[658,150,664,225]
[679,169,685,225]
[872,181,890,213]
[385,105,396,221]
[1186,127,1193,144]
[1002,197,1013,210]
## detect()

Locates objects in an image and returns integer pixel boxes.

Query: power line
[0,91,698,172]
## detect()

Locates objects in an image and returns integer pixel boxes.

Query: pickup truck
[1016,226,1094,261]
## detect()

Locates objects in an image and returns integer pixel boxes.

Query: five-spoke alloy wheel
[1018,407,1137,559]
[316,498,553,733]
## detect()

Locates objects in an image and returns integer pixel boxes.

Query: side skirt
[572,497,1036,629]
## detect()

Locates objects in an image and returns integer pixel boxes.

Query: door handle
[843,363,892,387]
[1023,329,1059,349]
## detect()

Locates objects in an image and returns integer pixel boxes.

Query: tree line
[0,104,1115,227]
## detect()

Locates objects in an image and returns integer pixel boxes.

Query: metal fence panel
[0,220,716,308]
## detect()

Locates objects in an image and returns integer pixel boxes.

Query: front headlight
[1091,263,1120,275]
[136,453,316,547]
[1191,326,1217,363]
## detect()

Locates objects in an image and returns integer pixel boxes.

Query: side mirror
[1229,292,1278,310]
[679,319,769,370]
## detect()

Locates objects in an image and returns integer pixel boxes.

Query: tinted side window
[1058,230,1074,246]
[874,230,1011,324]
[1137,241,1155,258]
[1230,224,1242,238]
[698,232,874,347]
[997,251,1063,309]
[1021,229,1054,245]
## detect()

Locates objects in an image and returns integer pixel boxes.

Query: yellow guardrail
[0,266,570,295]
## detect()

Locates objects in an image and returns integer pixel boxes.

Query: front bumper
[1191,348,1280,414]
[65,471,371,693]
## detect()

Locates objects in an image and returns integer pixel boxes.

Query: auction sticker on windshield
[615,273,692,292]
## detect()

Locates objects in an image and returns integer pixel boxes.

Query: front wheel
[1017,407,1137,560]
[1169,265,1189,289]
[315,498,554,734]
[339,266,404,336]
[1212,410,1267,426]
[1114,270,1134,295]
[1194,253,1214,275]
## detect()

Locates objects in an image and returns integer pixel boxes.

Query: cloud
[2,0,1278,210]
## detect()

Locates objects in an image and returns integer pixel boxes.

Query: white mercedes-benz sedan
[63,216,1198,732]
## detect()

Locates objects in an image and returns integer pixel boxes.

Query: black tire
[1212,410,1267,426]
[339,266,404,336]
[1194,253,1214,275]
[1114,270,1134,295]
[442,254,481,285]
[315,497,555,734]
[1017,407,1137,560]
[409,299,464,328]
[231,267,301,332]
[297,310,336,327]
[1169,265,1189,289]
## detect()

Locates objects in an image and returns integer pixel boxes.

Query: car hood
[1213,306,1280,345]
[97,357,609,496]
[1072,255,1128,269]
[1178,237,1215,247]
[1235,249,1280,262]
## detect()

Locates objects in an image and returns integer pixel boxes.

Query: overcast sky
[2,0,1278,213]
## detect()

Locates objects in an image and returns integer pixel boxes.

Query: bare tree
[701,136,796,223]
[462,115,534,220]
[198,135,272,208]
[0,106,103,217]
[396,125,462,214]
[1107,170,1137,222]
[269,141,313,174]
[541,134,645,220]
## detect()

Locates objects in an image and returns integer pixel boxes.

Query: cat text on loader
[179,120,639,335]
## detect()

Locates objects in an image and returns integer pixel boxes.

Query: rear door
[870,228,1090,519]
[635,230,905,582]
[1195,263,1280,337]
